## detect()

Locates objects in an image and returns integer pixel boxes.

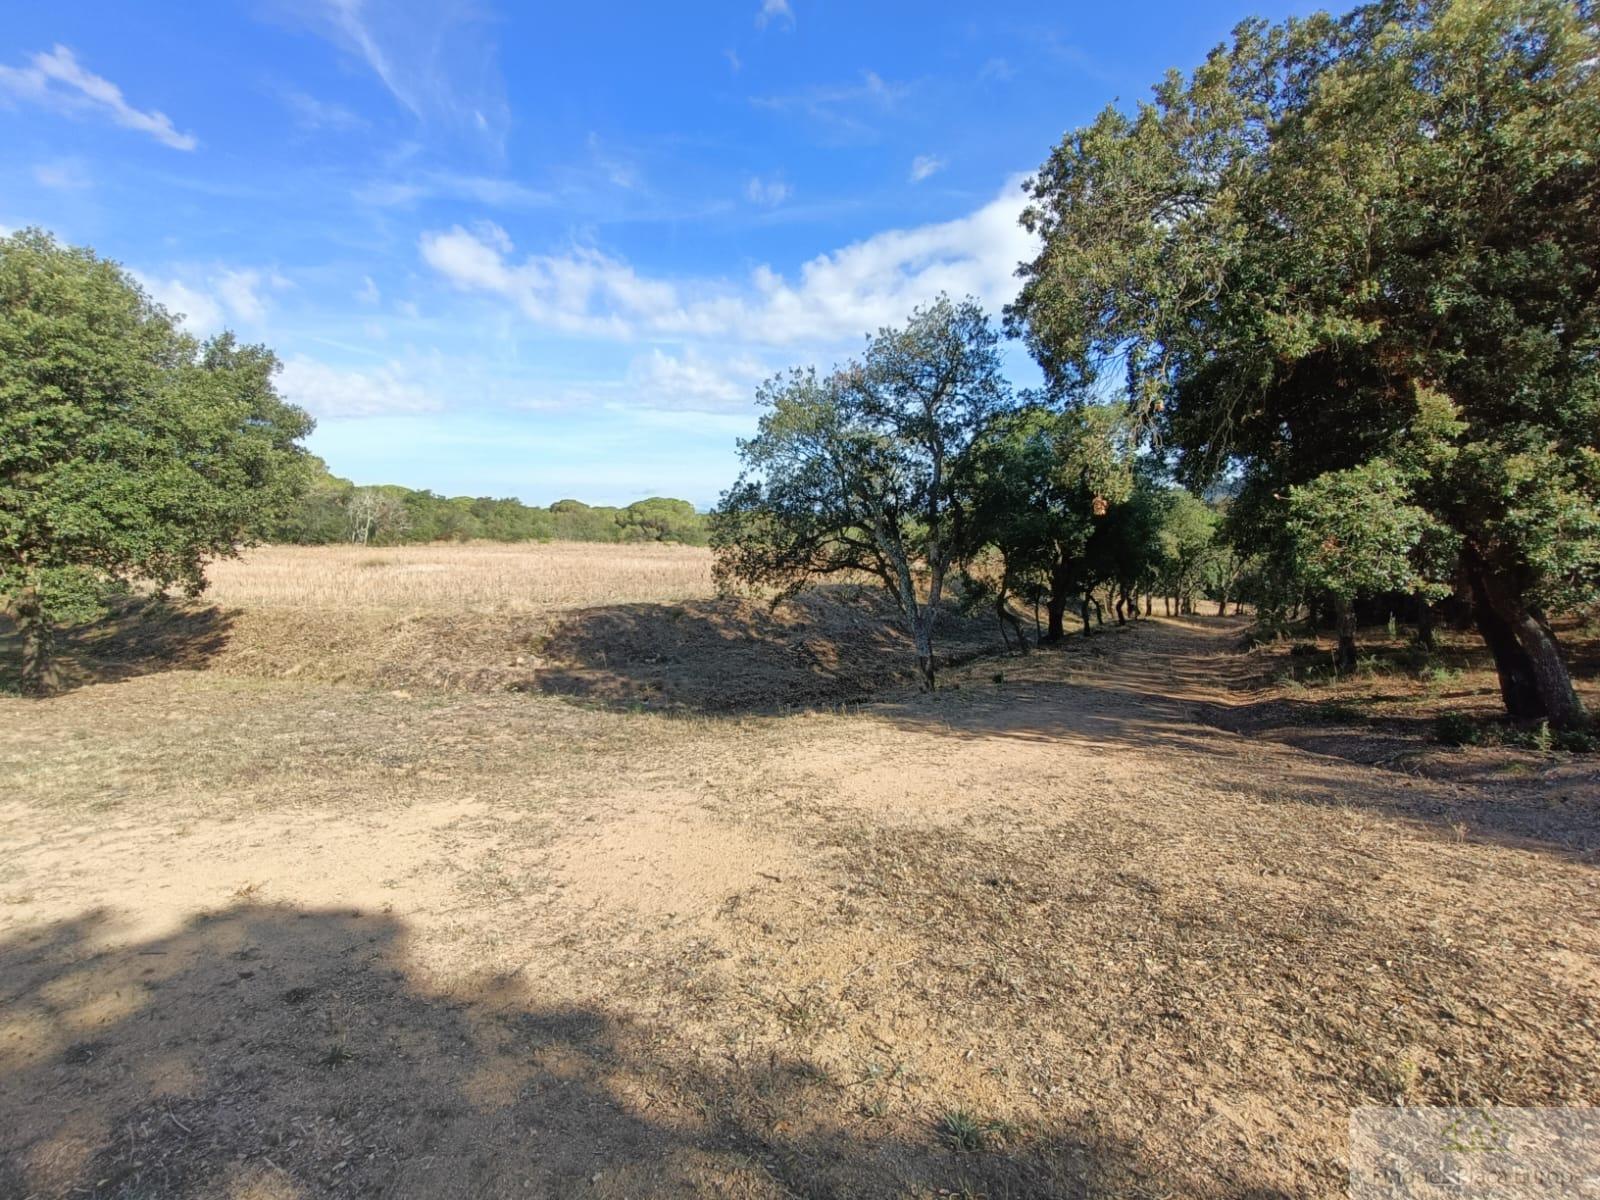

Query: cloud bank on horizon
[0,0,1316,505]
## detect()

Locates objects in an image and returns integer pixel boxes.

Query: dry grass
[204,541,716,613]
[1,559,1597,1199]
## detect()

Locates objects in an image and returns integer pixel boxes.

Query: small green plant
[318,1041,356,1068]
[1386,613,1399,639]
[1432,714,1481,747]
[1555,728,1598,754]
[937,1109,990,1154]
[1531,720,1554,753]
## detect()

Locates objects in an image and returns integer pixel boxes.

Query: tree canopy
[1009,0,1600,726]
[712,296,1015,688]
[1,229,312,693]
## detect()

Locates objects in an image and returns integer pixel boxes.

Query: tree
[1010,0,1600,727]
[960,404,1134,642]
[0,230,311,694]
[712,297,1014,689]
[346,487,411,545]
[1287,460,1456,671]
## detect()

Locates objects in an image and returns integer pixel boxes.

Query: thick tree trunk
[1472,566,1587,728]
[1467,564,1546,721]
[1080,595,1093,637]
[14,585,57,697]
[1333,594,1358,675]
[1216,596,1228,617]
[1144,594,1153,616]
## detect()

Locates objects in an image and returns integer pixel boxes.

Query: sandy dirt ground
[2,616,1597,1198]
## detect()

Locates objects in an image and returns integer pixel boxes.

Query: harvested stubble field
[1,544,1598,1199]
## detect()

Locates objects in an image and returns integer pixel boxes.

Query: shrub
[1432,714,1481,747]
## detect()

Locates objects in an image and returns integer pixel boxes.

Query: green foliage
[712,296,1015,686]
[1010,0,1600,724]
[267,470,708,547]
[0,229,311,689]
[1286,460,1456,602]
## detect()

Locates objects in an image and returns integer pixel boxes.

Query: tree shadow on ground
[0,597,237,696]
[532,584,1004,715]
[871,620,1600,863]
[0,905,1295,1199]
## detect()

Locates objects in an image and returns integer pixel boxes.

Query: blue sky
[2,0,1323,507]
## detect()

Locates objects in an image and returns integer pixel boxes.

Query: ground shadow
[872,619,1600,863]
[532,584,1006,714]
[0,596,236,696]
[0,904,1294,1199]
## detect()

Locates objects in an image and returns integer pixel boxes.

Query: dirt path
[2,617,1597,1199]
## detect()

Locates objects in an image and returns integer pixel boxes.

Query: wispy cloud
[754,0,794,31]
[978,57,1016,82]
[909,154,945,183]
[278,355,443,418]
[744,174,791,206]
[283,0,509,148]
[752,70,907,141]
[356,170,553,210]
[33,158,92,190]
[280,87,367,131]
[418,176,1037,348]
[0,45,197,150]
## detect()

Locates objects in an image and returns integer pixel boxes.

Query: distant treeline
[271,458,709,547]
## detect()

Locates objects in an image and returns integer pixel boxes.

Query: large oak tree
[1010,0,1599,727]
[1,230,312,693]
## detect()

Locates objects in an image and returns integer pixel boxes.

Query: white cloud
[357,275,381,304]
[744,175,791,206]
[628,348,771,411]
[355,171,553,210]
[725,49,742,72]
[0,45,197,150]
[133,267,289,334]
[278,355,442,418]
[755,0,794,30]
[419,175,1038,347]
[33,159,91,190]
[136,274,224,335]
[909,154,945,184]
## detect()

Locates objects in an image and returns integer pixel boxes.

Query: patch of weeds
[1432,714,1481,747]
[991,671,1005,685]
[1555,728,1598,754]
[318,1041,356,1068]
[281,986,316,1006]
[935,1109,1017,1154]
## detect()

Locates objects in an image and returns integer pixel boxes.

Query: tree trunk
[1217,596,1228,617]
[14,585,57,697]
[1163,596,1171,616]
[1414,592,1435,651]
[1080,595,1093,637]
[1044,558,1071,643]
[1144,594,1153,616]
[912,613,936,691]
[996,592,1026,655]
[1466,562,1545,720]
[1333,594,1358,675]
[1473,566,1587,728]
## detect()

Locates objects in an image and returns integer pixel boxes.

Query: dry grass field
[2,544,1598,1199]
